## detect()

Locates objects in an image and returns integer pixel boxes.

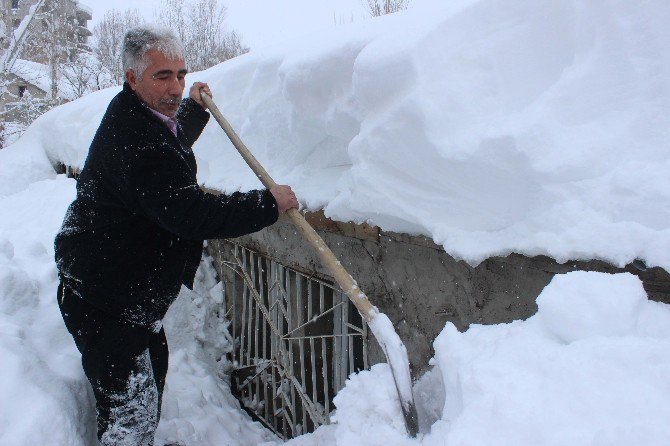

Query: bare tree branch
[93,9,145,85]
[156,0,249,72]
[364,0,410,17]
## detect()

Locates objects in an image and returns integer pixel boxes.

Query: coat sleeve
[177,98,210,148]
[119,141,278,241]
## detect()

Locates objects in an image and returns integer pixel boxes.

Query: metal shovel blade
[370,311,419,437]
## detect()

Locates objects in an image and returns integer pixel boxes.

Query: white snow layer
[288,271,670,446]
[0,177,274,445]
[1,0,670,445]
[8,0,670,271]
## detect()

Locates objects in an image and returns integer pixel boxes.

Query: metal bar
[345,322,364,335]
[278,265,286,435]
[321,337,330,421]
[284,333,364,341]
[283,301,347,338]
[223,304,234,319]
[286,270,297,430]
[282,405,294,437]
[298,337,307,430]
[232,245,238,364]
[363,318,369,371]
[267,281,280,311]
[296,273,303,331]
[349,335,355,377]
[276,362,327,426]
[319,283,325,314]
[278,375,286,435]
[343,291,351,389]
[291,375,325,426]
[259,255,270,423]
[333,291,341,392]
[269,260,276,355]
[271,365,278,430]
[237,361,273,392]
[276,294,291,324]
[293,269,335,288]
[278,264,285,337]
[250,251,262,415]
[272,261,281,429]
[239,251,248,365]
[245,250,253,368]
[233,255,282,339]
[295,274,307,429]
[310,337,317,412]
[234,362,269,371]
[286,268,292,333]
[307,281,313,321]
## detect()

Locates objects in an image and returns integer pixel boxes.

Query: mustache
[159,96,181,106]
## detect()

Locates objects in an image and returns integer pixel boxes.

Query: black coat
[55,83,278,327]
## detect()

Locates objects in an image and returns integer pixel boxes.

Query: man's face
[126,48,187,117]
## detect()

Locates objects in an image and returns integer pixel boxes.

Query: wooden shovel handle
[201,92,376,321]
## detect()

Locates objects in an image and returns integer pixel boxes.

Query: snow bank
[0,177,96,445]
[429,271,670,445]
[0,120,57,196]
[14,0,670,271]
[0,174,273,445]
[283,271,670,446]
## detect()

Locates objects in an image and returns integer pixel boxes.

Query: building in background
[0,0,102,147]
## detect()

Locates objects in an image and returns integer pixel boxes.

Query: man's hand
[270,185,299,214]
[189,82,212,109]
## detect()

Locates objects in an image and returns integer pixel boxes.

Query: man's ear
[126,69,137,89]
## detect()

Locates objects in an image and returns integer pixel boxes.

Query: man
[55,26,297,445]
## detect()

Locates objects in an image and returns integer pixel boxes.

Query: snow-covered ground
[0,176,274,445]
[1,0,669,445]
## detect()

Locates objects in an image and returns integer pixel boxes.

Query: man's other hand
[270,185,299,214]
[189,82,212,109]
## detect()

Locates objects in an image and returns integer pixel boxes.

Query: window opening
[216,242,369,439]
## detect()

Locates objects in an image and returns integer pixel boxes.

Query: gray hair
[122,26,184,80]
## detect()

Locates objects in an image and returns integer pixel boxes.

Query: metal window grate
[217,242,369,439]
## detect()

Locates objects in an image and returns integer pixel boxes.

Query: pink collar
[150,108,178,137]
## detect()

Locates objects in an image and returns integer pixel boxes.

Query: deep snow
[0,177,274,445]
[290,272,670,446]
[1,0,669,445]
[5,0,669,271]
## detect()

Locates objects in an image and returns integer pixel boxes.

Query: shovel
[201,92,419,437]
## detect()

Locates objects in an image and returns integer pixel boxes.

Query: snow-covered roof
[6,0,670,272]
[8,59,76,100]
[8,55,110,101]
[8,59,49,93]
[77,1,93,16]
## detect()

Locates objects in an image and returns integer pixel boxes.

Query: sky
[81,0,368,51]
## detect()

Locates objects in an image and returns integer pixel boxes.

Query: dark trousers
[58,282,169,446]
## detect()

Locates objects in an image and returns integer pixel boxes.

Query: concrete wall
[208,213,670,378]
